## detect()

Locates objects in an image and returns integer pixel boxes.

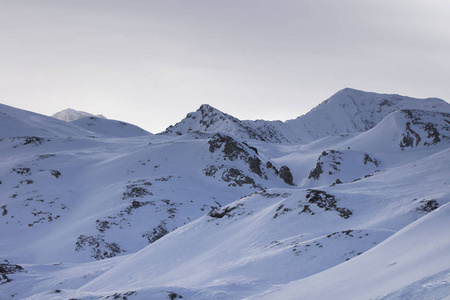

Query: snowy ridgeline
[0,88,449,299]
[52,108,106,122]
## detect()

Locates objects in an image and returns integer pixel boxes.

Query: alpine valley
[0,88,449,300]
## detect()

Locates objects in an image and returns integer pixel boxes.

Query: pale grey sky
[1,0,449,133]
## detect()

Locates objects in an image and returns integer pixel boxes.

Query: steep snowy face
[160,89,450,144]
[52,108,106,122]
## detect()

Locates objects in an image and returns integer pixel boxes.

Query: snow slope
[74,147,450,296]
[0,88,449,299]
[252,202,450,300]
[12,146,448,300]
[71,117,153,137]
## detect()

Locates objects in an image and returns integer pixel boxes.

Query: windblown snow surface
[0,88,449,300]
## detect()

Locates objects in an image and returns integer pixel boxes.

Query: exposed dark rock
[299,204,313,215]
[279,166,294,185]
[122,186,152,200]
[266,161,279,175]
[50,170,61,178]
[417,200,439,213]
[221,168,255,187]
[142,223,169,244]
[12,168,31,175]
[424,122,441,145]
[208,133,294,186]
[308,162,323,180]
[399,110,449,149]
[20,179,34,185]
[208,134,266,177]
[96,220,111,233]
[12,136,49,148]
[155,176,173,182]
[363,153,380,167]
[400,122,421,148]
[75,235,124,260]
[104,291,136,299]
[273,204,292,219]
[168,291,183,300]
[379,99,394,106]
[124,200,154,215]
[203,165,219,177]
[1,205,7,216]
[305,189,353,219]
[0,260,24,285]
[209,134,246,161]
[248,156,263,177]
[208,204,243,218]
[243,141,258,155]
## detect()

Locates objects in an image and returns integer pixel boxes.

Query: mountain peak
[52,108,106,122]
[336,87,363,94]
[160,103,239,136]
[197,104,226,116]
[198,103,214,111]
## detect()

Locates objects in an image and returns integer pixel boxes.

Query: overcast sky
[1,0,449,133]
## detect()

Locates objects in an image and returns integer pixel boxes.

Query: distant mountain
[52,108,106,122]
[161,88,450,143]
[0,104,150,139]
[0,103,96,138]
[71,117,153,138]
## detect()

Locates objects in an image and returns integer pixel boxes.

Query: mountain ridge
[160,88,450,143]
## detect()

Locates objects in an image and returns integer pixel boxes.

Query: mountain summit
[52,108,106,122]
[160,104,281,141]
[297,88,450,135]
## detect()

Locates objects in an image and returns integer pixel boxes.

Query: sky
[1,0,450,133]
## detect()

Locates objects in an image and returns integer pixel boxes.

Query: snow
[251,202,450,300]
[0,88,449,299]
[52,108,106,122]
[71,117,153,137]
[160,88,450,144]
[0,103,97,138]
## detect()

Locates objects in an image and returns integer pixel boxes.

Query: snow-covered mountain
[52,108,106,122]
[1,89,449,300]
[0,103,100,138]
[161,88,450,143]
